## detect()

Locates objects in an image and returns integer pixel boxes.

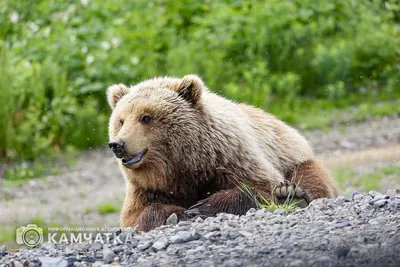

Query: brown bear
[106,75,338,231]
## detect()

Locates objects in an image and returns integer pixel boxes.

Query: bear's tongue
[122,149,148,166]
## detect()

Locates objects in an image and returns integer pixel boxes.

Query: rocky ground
[0,115,399,266]
[0,192,399,266]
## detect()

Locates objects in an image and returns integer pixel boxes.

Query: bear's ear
[106,84,129,109]
[177,75,204,105]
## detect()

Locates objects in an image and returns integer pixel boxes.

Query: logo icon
[16,224,43,247]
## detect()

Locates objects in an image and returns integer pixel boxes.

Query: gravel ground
[0,192,399,267]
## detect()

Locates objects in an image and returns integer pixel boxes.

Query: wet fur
[107,75,339,231]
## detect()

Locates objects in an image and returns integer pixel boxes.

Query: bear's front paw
[274,183,309,208]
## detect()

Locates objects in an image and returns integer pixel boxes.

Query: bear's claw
[185,202,214,218]
[274,183,309,208]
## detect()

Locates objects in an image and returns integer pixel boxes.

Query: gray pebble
[103,249,115,264]
[334,221,351,228]
[38,257,68,267]
[112,245,124,254]
[88,242,102,251]
[195,217,204,223]
[246,208,257,215]
[40,242,56,250]
[386,189,400,197]
[373,199,388,208]
[166,213,178,226]
[274,208,285,214]
[289,259,305,267]
[137,241,153,251]
[64,246,74,255]
[315,255,331,265]
[204,231,221,240]
[369,190,381,198]
[255,208,267,217]
[10,261,23,267]
[389,198,400,212]
[152,239,169,251]
[208,224,220,232]
[170,231,199,244]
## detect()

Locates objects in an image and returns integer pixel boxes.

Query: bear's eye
[119,119,124,126]
[140,115,152,124]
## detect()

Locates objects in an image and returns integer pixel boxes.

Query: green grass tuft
[239,182,298,212]
[97,203,120,215]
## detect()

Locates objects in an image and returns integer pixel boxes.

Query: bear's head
[106,75,209,180]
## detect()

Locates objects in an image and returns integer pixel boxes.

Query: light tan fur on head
[107,84,130,109]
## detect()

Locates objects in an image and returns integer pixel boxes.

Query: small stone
[246,208,257,216]
[10,261,23,267]
[65,246,74,255]
[66,257,78,266]
[335,221,351,228]
[166,213,178,226]
[118,231,135,243]
[152,239,169,251]
[92,261,103,267]
[38,257,68,267]
[95,251,103,259]
[88,242,102,251]
[137,241,152,250]
[273,230,282,236]
[81,256,96,263]
[228,232,241,239]
[325,199,340,208]
[289,260,305,267]
[274,208,285,214]
[335,196,350,206]
[352,191,360,199]
[315,255,331,265]
[217,213,230,220]
[204,231,221,240]
[0,245,7,257]
[73,242,88,252]
[195,217,204,223]
[170,231,199,244]
[386,189,400,197]
[103,249,115,264]
[373,199,388,208]
[40,242,56,250]
[389,198,400,212]
[336,246,351,258]
[112,245,123,254]
[373,194,390,200]
[255,208,267,217]
[369,190,381,198]
[307,198,327,210]
[238,231,253,238]
[208,224,220,232]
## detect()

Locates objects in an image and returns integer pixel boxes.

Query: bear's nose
[108,140,125,156]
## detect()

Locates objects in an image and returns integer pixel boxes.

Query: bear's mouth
[121,148,148,167]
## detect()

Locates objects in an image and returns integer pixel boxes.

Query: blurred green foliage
[0,0,399,161]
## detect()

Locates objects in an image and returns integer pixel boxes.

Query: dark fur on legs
[136,204,188,232]
[186,186,273,218]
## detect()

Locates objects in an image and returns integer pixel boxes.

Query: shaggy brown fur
[106,75,338,231]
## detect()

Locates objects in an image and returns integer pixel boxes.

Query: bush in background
[0,0,399,161]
